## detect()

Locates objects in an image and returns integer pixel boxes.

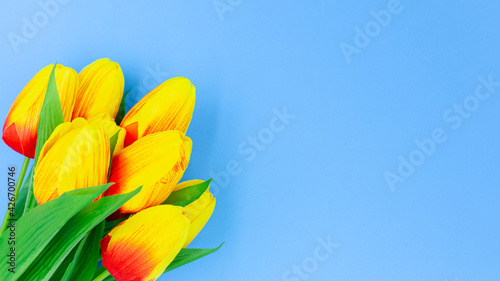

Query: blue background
[1,1,500,280]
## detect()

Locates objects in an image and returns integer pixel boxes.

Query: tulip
[2,64,78,158]
[107,130,192,213]
[34,118,109,205]
[174,180,216,247]
[120,77,195,146]
[73,58,124,120]
[88,113,126,156]
[101,205,190,281]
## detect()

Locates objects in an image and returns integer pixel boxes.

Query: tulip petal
[2,64,78,158]
[121,77,195,146]
[108,131,192,213]
[89,113,126,156]
[2,123,24,157]
[73,58,124,119]
[185,192,216,247]
[101,205,190,281]
[34,118,110,205]
[174,180,216,247]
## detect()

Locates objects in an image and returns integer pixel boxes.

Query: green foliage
[0,184,112,280]
[13,167,32,219]
[162,179,212,207]
[164,243,224,273]
[17,187,141,280]
[115,88,130,125]
[60,221,105,281]
[25,64,65,214]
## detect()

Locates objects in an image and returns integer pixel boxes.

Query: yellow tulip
[174,180,216,247]
[101,205,190,281]
[120,77,195,146]
[73,58,124,120]
[2,64,78,158]
[107,130,192,213]
[34,118,109,205]
[88,113,125,156]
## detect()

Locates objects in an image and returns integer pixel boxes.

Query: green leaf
[109,132,120,159]
[0,184,111,281]
[108,131,121,180]
[23,173,38,215]
[48,246,78,281]
[91,267,115,281]
[115,88,131,125]
[16,186,142,281]
[25,63,65,214]
[13,185,27,219]
[33,63,65,163]
[59,235,88,281]
[162,179,212,207]
[13,167,33,220]
[164,243,224,273]
[61,221,105,281]
[91,267,107,280]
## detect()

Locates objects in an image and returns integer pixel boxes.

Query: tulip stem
[92,269,111,281]
[0,157,30,235]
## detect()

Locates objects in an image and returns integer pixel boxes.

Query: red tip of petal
[102,239,156,281]
[101,235,112,255]
[123,122,139,147]
[2,123,35,158]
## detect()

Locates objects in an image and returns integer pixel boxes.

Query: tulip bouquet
[0,59,222,281]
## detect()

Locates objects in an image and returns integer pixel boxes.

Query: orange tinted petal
[2,64,78,158]
[121,77,195,146]
[101,205,190,281]
[108,131,192,213]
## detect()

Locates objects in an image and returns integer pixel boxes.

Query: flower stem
[92,269,111,281]
[0,157,30,235]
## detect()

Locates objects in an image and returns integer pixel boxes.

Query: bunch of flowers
[0,59,221,281]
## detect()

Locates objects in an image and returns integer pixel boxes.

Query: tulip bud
[2,64,78,158]
[34,118,109,205]
[107,130,192,213]
[101,205,190,281]
[120,77,195,146]
[73,58,124,120]
[88,113,126,156]
[174,180,216,247]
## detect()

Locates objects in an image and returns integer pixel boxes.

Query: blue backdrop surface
[1,1,500,280]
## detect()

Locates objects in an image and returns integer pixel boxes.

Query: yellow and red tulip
[174,180,216,247]
[0,58,222,281]
[2,64,78,158]
[89,113,126,156]
[73,58,125,120]
[101,205,190,281]
[107,130,192,213]
[34,118,110,205]
[120,77,195,146]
